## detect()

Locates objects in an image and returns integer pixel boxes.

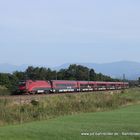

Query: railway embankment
[0,88,139,126]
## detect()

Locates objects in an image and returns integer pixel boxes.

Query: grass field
[0,88,140,125]
[0,103,140,140]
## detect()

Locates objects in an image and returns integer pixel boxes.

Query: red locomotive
[18,80,51,94]
[18,80,129,94]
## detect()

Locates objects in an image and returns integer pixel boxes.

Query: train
[18,80,129,94]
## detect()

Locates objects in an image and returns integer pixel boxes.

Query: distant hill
[0,63,28,73]
[0,61,140,80]
[54,61,140,80]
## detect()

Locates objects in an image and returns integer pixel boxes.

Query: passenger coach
[50,80,78,93]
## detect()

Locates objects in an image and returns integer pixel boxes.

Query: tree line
[0,64,120,92]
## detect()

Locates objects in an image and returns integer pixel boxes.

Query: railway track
[0,89,123,105]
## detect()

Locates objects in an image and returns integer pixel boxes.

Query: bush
[31,100,39,106]
[0,86,11,96]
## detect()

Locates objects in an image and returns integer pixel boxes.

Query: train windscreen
[19,81,26,87]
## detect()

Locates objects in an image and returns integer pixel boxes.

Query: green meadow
[0,104,140,140]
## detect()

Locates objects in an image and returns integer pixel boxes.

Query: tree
[0,73,18,92]
[89,69,96,81]
[138,77,140,85]
[0,73,10,87]
[25,66,36,80]
[13,71,26,80]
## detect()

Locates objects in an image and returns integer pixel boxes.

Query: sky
[0,0,140,66]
